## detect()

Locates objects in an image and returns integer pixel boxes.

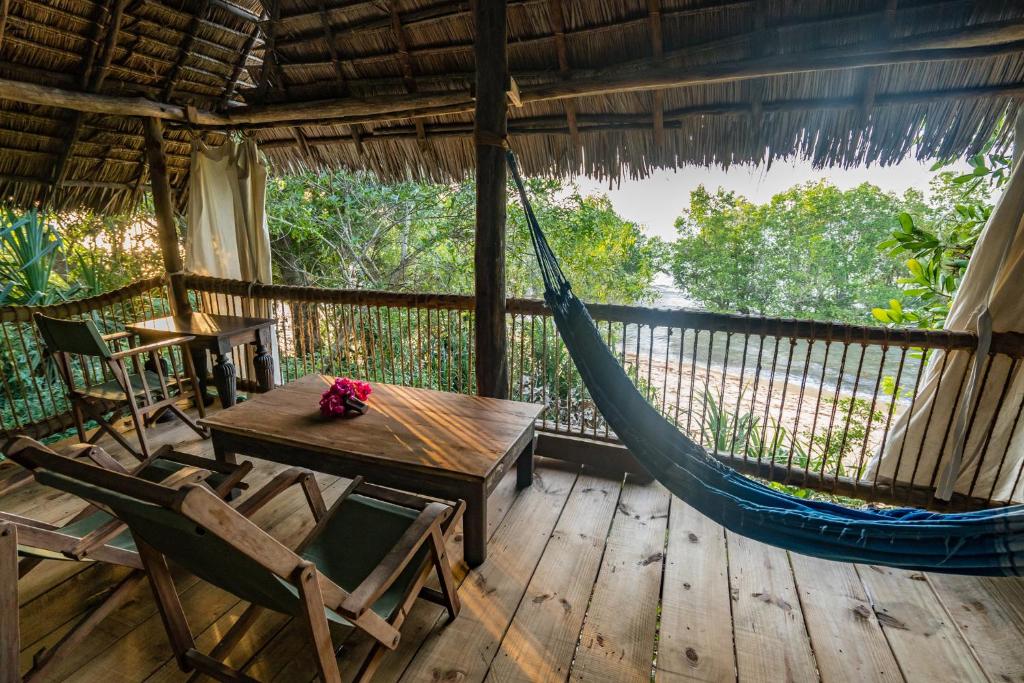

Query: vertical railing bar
[856,341,890,489]
[956,353,996,498]
[871,346,909,494]
[887,346,926,498]
[838,344,867,497]
[698,330,715,448]
[518,313,527,402]
[716,331,732,443]
[662,327,673,417]
[995,375,1024,504]
[742,334,765,460]
[686,330,702,438]
[673,326,687,432]
[541,315,549,429]
[773,337,796,482]
[801,336,831,485]
[728,332,750,454]
[645,324,656,403]
[756,335,782,465]
[817,340,850,483]
[969,355,1017,499]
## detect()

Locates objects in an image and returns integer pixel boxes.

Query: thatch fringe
[0,0,1019,210]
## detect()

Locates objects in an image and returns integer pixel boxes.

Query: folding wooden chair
[8,440,465,683]
[33,313,208,461]
[1,438,251,682]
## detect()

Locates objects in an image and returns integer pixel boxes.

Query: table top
[200,374,543,480]
[127,313,274,339]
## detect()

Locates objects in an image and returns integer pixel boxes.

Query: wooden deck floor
[10,408,1024,682]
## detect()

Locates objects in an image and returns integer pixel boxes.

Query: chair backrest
[9,441,309,618]
[34,313,112,359]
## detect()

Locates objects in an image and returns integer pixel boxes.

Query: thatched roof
[1,0,1023,213]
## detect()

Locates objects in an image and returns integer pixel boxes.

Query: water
[625,284,923,401]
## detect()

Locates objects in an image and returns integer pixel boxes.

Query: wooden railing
[185,275,1024,510]
[4,274,1023,510]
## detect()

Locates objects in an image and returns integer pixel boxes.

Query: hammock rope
[507,150,1024,576]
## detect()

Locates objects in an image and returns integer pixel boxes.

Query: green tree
[266,170,663,305]
[670,181,920,322]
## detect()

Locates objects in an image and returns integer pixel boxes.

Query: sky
[574,157,967,240]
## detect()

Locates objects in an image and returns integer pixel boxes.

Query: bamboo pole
[473,0,509,399]
[142,117,189,316]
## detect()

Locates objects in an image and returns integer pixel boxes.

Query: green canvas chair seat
[11,442,464,683]
[0,439,252,683]
[15,458,240,563]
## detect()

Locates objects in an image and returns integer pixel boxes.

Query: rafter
[858,0,899,129]
[162,0,211,101]
[646,0,663,152]
[257,0,282,102]
[49,0,128,199]
[388,0,429,150]
[548,0,579,153]
[2,25,1023,129]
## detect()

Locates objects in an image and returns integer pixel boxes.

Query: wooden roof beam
[255,82,1024,146]
[2,26,1023,129]
[646,0,663,153]
[50,0,129,198]
[257,1,281,102]
[548,0,580,154]
[387,0,428,148]
[162,0,212,101]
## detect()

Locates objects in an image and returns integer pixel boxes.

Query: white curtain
[185,138,278,382]
[864,158,1024,503]
[185,137,271,284]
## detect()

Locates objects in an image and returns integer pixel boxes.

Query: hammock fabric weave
[507,151,1024,576]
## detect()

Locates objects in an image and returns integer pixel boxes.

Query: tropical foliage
[669,181,923,322]
[267,171,664,305]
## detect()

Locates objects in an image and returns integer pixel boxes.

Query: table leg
[190,347,214,405]
[516,436,535,490]
[253,342,274,393]
[463,484,488,568]
[212,352,237,408]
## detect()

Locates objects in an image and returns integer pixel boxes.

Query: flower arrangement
[320,377,372,418]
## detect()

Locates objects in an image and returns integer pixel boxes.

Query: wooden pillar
[142,117,189,315]
[473,0,509,399]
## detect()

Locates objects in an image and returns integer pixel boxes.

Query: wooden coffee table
[200,374,543,567]
[127,313,275,408]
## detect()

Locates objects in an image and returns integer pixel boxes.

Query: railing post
[473,0,510,399]
[142,117,190,316]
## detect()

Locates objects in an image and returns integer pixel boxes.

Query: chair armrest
[101,331,133,342]
[149,448,253,497]
[233,468,325,519]
[108,336,195,360]
[64,464,210,560]
[340,501,452,618]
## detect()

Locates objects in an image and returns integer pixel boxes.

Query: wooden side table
[127,313,276,408]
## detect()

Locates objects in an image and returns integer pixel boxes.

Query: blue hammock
[507,151,1024,576]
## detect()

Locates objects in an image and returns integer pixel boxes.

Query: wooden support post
[142,117,189,316]
[473,0,509,399]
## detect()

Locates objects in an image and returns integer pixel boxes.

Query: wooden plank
[655,498,736,682]
[856,564,988,682]
[727,532,818,682]
[569,479,671,682]
[486,474,622,682]
[789,553,901,683]
[927,572,1024,682]
[393,467,577,682]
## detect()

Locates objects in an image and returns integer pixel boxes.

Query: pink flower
[320,377,372,418]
